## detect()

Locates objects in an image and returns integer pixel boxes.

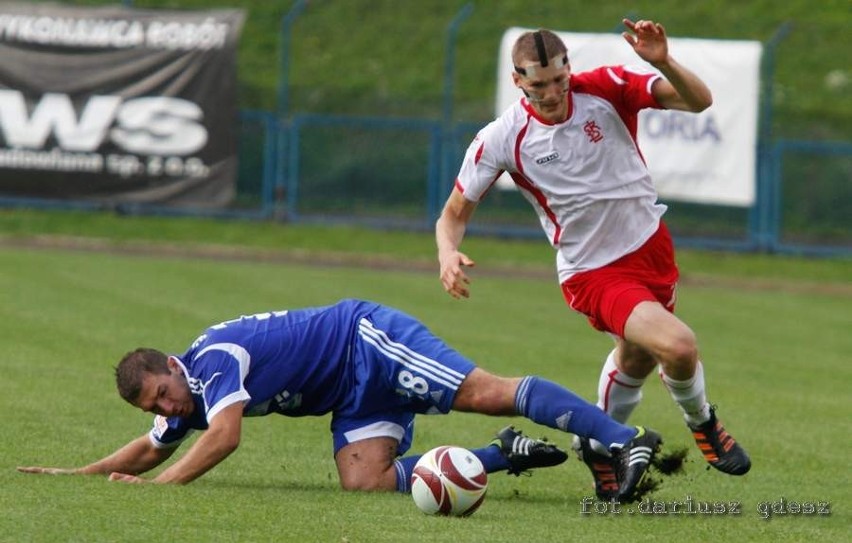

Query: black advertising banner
[0,2,245,207]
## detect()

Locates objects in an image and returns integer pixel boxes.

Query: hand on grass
[109,472,148,484]
[17,466,78,475]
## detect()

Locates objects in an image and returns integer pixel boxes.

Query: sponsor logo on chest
[535,152,559,165]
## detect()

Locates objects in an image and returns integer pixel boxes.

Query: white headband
[514,54,568,79]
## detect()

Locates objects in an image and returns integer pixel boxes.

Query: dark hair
[115,348,170,404]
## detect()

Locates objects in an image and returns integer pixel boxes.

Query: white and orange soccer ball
[410,446,488,517]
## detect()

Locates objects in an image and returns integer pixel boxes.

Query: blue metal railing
[753,21,794,253]
[768,139,852,256]
[285,113,442,226]
[1,3,848,257]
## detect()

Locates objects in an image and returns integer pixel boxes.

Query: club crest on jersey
[536,152,559,165]
[583,120,604,143]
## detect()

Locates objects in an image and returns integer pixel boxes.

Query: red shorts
[560,221,679,337]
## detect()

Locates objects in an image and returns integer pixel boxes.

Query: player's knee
[619,343,657,376]
[338,471,388,492]
[661,328,698,366]
[339,478,372,491]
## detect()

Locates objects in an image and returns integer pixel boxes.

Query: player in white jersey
[436,20,750,500]
[18,299,663,502]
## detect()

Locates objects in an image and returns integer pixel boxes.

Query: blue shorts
[330,305,476,456]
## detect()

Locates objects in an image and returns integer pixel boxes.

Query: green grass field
[1,210,850,542]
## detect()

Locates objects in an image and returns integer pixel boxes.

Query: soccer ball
[410,445,488,516]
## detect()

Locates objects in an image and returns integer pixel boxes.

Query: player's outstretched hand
[17,466,78,475]
[109,472,147,484]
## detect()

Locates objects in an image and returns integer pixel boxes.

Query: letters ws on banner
[0,3,245,207]
[496,29,763,207]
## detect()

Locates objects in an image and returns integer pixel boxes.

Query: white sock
[589,349,644,455]
[660,361,711,425]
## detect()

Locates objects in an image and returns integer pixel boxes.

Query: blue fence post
[286,116,303,221]
[276,0,309,220]
[261,111,278,218]
[768,139,852,257]
[768,140,783,248]
[426,125,443,228]
[753,21,792,252]
[434,3,473,223]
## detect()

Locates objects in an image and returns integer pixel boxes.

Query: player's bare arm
[622,18,712,112]
[436,187,478,299]
[17,434,174,477]
[138,401,244,484]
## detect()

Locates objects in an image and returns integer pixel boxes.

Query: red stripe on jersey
[514,115,531,168]
[510,171,563,245]
[473,141,485,165]
[454,178,465,194]
[454,173,503,200]
[512,114,562,245]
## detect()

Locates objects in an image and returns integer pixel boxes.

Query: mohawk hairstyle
[512,29,568,75]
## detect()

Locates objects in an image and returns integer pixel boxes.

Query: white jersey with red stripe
[456,65,668,281]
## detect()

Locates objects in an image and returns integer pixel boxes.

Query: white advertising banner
[496,28,763,207]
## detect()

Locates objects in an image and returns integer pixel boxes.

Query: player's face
[135,363,195,418]
[514,63,571,123]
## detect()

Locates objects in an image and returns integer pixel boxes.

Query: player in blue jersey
[18,299,662,501]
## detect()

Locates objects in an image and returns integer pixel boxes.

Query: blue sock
[394,457,418,493]
[515,376,636,450]
[471,444,511,473]
[394,445,509,493]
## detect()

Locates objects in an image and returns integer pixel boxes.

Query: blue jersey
[150,299,477,453]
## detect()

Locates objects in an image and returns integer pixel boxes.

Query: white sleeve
[455,119,511,202]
